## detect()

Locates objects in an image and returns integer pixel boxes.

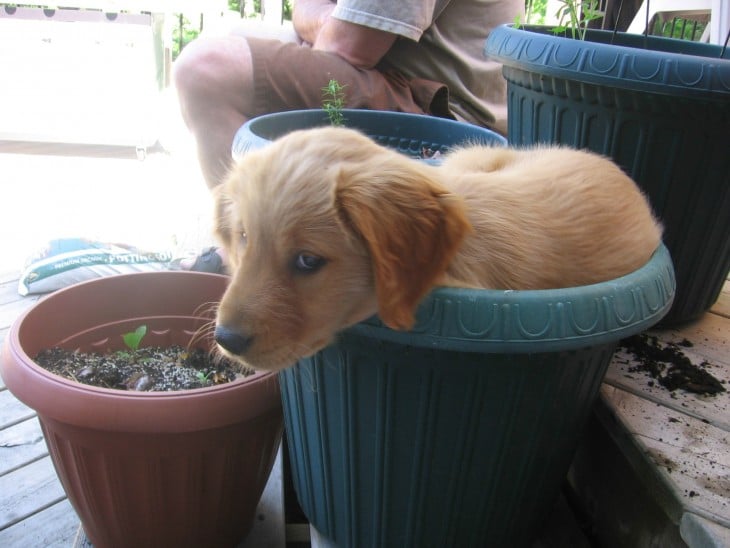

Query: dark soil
[619,334,726,395]
[35,346,251,391]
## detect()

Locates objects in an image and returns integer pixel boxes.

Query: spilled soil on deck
[619,334,726,395]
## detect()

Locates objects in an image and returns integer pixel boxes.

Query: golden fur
[214,126,662,370]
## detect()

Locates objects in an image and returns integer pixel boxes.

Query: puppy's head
[214,126,470,371]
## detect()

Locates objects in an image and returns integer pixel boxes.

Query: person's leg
[173,23,299,190]
[174,35,255,189]
[174,31,450,190]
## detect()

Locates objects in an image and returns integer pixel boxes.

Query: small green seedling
[322,79,347,126]
[122,325,147,352]
[519,0,604,40]
[518,0,546,27]
[552,0,603,40]
[196,370,215,384]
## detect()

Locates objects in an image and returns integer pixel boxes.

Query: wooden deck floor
[585,287,730,547]
[0,144,728,547]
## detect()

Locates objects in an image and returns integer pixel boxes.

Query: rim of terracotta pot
[352,244,675,353]
[0,271,280,433]
[484,24,730,100]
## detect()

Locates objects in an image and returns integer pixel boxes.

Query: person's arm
[313,17,397,69]
[292,0,336,45]
[294,0,398,69]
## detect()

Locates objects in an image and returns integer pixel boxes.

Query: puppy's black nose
[214,325,253,355]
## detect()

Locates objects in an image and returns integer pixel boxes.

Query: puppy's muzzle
[214,325,253,356]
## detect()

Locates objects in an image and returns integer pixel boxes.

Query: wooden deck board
[0,417,47,477]
[600,385,730,526]
[0,390,36,431]
[0,499,79,547]
[0,456,68,531]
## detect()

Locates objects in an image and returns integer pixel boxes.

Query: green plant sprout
[520,0,604,40]
[519,0,547,26]
[122,325,147,352]
[322,79,347,126]
[552,0,603,40]
[196,370,215,384]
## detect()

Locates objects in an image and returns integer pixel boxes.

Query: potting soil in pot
[35,345,250,391]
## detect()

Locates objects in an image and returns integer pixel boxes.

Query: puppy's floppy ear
[335,157,471,331]
[212,184,235,251]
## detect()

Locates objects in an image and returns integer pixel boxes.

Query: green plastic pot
[232,109,507,158]
[281,245,675,547]
[484,24,730,324]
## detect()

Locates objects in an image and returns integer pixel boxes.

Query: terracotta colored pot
[0,272,283,548]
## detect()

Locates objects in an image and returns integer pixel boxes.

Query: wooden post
[261,0,283,24]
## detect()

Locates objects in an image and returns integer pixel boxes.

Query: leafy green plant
[322,79,347,126]
[520,0,603,40]
[523,0,547,25]
[552,0,603,40]
[229,0,293,20]
[653,17,707,41]
[172,15,200,60]
[122,325,147,352]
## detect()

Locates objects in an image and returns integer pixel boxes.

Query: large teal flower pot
[280,245,674,547]
[485,24,730,325]
[232,110,674,546]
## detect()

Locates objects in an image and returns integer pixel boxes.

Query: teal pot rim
[0,271,281,433]
[232,109,507,158]
[484,24,730,100]
[350,244,674,353]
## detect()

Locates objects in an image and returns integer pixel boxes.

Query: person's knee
[174,37,254,108]
[174,37,228,99]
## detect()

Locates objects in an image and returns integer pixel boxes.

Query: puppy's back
[441,146,663,289]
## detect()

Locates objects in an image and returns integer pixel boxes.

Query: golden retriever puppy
[213,127,662,370]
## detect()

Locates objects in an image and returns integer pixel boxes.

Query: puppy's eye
[294,253,326,273]
[239,231,248,246]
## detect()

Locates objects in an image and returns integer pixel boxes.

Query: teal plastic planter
[281,245,674,547]
[232,109,507,158]
[485,24,730,324]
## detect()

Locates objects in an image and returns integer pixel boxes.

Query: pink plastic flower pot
[0,271,283,548]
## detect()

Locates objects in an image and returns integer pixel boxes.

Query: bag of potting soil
[18,238,174,296]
